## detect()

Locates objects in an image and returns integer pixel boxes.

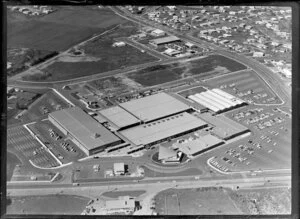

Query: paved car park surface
[7,126,60,168]
[27,119,86,164]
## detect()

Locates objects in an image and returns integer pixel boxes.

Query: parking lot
[208,107,291,173]
[7,125,60,168]
[205,70,281,105]
[27,119,86,164]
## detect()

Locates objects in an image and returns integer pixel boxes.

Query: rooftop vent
[92,133,101,138]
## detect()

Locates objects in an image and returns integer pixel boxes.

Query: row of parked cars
[49,128,61,141]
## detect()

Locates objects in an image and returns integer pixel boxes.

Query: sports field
[154,187,242,215]
[7,7,126,51]
[205,70,281,104]
[126,55,246,87]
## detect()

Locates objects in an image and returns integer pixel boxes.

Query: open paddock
[7,6,127,51]
[126,55,246,87]
[87,76,138,96]
[20,90,71,122]
[29,23,158,82]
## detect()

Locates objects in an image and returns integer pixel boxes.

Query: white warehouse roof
[99,106,140,129]
[119,112,207,146]
[119,92,190,123]
[188,89,245,113]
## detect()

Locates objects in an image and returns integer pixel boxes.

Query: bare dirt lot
[126,55,246,87]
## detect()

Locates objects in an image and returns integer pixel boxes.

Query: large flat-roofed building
[149,36,181,47]
[188,89,246,114]
[175,134,224,157]
[198,113,250,140]
[98,106,140,130]
[48,107,122,156]
[119,92,190,123]
[119,112,207,147]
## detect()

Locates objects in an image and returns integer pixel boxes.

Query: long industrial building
[199,113,250,140]
[149,35,181,47]
[48,107,122,156]
[119,92,190,123]
[119,112,207,147]
[175,134,224,157]
[188,89,246,113]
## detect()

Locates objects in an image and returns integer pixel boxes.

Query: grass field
[127,55,246,87]
[88,76,139,96]
[154,187,291,215]
[7,152,22,181]
[7,195,89,215]
[142,166,202,177]
[19,90,70,122]
[127,63,185,87]
[7,89,43,125]
[228,187,291,214]
[26,24,158,82]
[7,7,126,51]
[7,48,58,77]
[154,187,242,215]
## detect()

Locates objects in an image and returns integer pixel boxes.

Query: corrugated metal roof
[150,35,180,45]
[49,107,120,150]
[119,112,207,146]
[99,106,140,129]
[119,92,190,123]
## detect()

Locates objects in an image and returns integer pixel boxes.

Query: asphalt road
[7,168,291,190]
[7,174,291,197]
